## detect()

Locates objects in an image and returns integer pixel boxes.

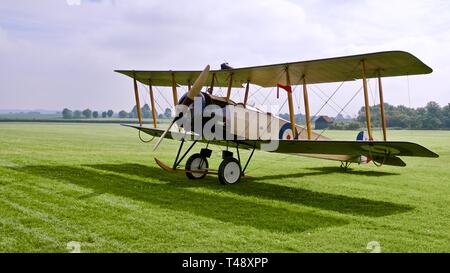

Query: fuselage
[176,92,369,164]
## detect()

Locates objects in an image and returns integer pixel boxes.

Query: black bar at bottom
[1,253,447,272]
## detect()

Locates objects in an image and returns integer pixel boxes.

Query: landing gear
[185,153,209,179]
[218,157,242,185]
[162,139,255,185]
[340,161,351,171]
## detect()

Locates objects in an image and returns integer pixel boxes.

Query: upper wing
[115,69,242,88]
[115,51,432,88]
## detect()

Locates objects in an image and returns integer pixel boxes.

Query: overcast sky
[0,0,449,116]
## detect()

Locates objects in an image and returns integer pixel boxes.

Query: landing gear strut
[167,139,256,185]
[340,161,351,171]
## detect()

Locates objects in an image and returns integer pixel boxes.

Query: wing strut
[148,79,157,128]
[171,73,179,108]
[302,76,312,140]
[226,72,234,102]
[132,71,143,126]
[208,73,216,94]
[361,60,373,140]
[243,80,250,106]
[377,71,387,141]
[285,66,297,138]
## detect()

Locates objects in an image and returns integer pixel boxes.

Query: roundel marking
[279,123,298,140]
[360,144,401,155]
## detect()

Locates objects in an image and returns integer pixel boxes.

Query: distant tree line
[62,104,173,120]
[62,108,114,119]
[127,105,172,119]
[279,101,450,130]
[357,102,450,129]
[63,101,449,129]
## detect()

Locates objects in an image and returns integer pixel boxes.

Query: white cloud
[0,0,449,115]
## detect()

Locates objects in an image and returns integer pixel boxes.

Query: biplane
[115,51,438,185]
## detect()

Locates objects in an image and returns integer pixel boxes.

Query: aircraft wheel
[218,157,242,185]
[185,153,208,180]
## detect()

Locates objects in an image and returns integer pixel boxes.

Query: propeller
[153,64,210,151]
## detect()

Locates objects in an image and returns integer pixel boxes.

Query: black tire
[218,157,242,185]
[185,153,208,180]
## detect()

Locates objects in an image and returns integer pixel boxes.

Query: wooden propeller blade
[153,65,210,151]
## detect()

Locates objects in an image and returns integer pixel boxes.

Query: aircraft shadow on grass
[10,163,412,233]
[253,166,399,181]
[11,164,347,233]
[85,163,410,218]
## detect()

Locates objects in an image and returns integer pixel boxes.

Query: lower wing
[124,125,438,167]
[269,139,438,158]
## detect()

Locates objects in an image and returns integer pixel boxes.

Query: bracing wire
[139,82,160,126]
[310,80,346,123]
[235,87,242,102]
[132,82,155,143]
[312,85,352,117]
[153,86,168,116]
[309,86,342,115]
[261,86,276,105]
[290,68,308,115]
[368,76,380,131]
[363,70,380,132]
[309,62,361,122]
[139,82,148,124]
[314,85,363,140]
[407,74,413,130]
[155,86,175,112]
[368,76,376,105]
[251,92,263,106]
[245,68,284,109]
[262,69,285,108]
[247,85,264,100]
[237,70,285,139]
[213,73,225,97]
[293,88,299,111]
[278,97,289,115]
[407,74,411,108]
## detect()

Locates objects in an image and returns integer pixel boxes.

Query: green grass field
[0,123,449,252]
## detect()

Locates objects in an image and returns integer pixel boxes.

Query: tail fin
[356,131,368,141]
[356,131,371,163]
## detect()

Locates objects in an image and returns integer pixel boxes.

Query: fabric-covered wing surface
[124,125,438,158]
[229,50,432,87]
[115,70,243,88]
[115,51,432,88]
[270,140,438,158]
